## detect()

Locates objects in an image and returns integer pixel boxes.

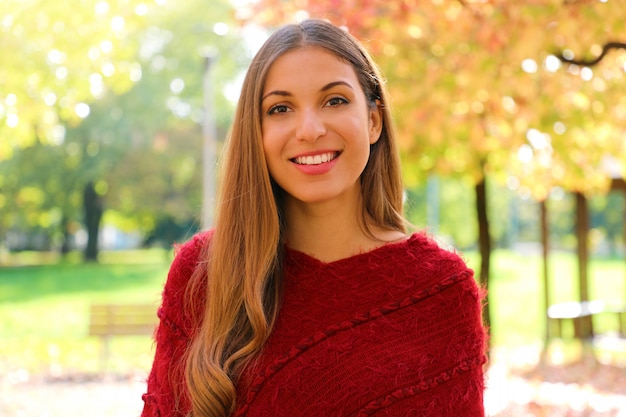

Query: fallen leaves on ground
[486,344,626,417]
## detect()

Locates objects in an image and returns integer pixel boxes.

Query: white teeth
[294,152,337,165]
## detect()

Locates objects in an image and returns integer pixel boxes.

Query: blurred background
[1,0,625,415]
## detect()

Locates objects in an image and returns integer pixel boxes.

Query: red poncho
[142,232,487,416]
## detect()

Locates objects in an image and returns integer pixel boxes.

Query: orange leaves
[245,0,626,196]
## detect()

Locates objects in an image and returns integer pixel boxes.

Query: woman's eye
[326,96,349,106]
[268,104,289,115]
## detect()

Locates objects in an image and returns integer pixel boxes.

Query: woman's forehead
[263,46,359,90]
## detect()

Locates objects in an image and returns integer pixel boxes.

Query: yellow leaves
[16,186,46,207]
[570,91,591,110]
[613,95,626,122]
[429,43,445,57]
[501,96,518,114]
[94,179,109,196]
[451,101,470,117]
[0,138,14,161]
[407,25,423,39]
[246,0,626,193]
[382,44,398,57]
[444,2,463,21]
[1,0,157,160]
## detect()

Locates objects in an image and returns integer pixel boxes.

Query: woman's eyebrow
[261,81,354,102]
[261,90,291,102]
[320,81,353,92]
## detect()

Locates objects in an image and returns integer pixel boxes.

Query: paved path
[1,347,625,417]
[0,373,146,417]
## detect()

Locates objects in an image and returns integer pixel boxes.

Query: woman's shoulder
[159,230,213,322]
[167,230,213,285]
[380,231,477,293]
[395,231,470,273]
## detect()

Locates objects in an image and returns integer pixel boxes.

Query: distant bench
[89,303,158,370]
[547,300,626,340]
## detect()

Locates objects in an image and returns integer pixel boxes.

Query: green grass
[464,249,626,348]
[0,249,172,375]
[0,248,624,375]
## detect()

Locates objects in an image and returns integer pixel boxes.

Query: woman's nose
[296,109,326,142]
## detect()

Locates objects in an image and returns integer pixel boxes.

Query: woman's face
[260,46,382,207]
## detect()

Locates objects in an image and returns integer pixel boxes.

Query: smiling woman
[141,19,487,417]
[260,46,382,211]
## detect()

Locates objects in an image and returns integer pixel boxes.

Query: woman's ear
[369,100,383,144]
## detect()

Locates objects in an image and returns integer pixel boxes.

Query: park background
[1,0,625,415]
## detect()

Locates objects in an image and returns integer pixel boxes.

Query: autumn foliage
[241,0,626,198]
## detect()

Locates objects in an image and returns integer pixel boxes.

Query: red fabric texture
[142,231,487,417]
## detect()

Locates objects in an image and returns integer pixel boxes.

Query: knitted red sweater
[142,232,487,417]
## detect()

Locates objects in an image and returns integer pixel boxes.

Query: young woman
[142,19,487,417]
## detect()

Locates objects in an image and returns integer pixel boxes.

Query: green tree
[590,192,625,256]
[91,0,248,244]
[0,0,250,257]
[0,0,156,158]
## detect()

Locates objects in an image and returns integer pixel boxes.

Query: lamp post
[201,48,218,230]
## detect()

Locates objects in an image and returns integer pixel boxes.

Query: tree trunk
[575,192,593,339]
[475,177,491,337]
[540,200,550,344]
[60,214,71,254]
[83,182,103,262]
[612,180,626,303]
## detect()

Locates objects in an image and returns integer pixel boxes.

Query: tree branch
[555,41,626,67]
[563,0,595,5]
[457,0,483,19]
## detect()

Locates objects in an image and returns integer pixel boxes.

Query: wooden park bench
[88,303,158,370]
[547,300,626,340]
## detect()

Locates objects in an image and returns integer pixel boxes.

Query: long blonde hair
[183,19,405,416]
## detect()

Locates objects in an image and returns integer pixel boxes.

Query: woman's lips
[290,151,341,175]
[291,151,340,166]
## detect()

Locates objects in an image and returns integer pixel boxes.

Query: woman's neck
[283,192,406,263]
